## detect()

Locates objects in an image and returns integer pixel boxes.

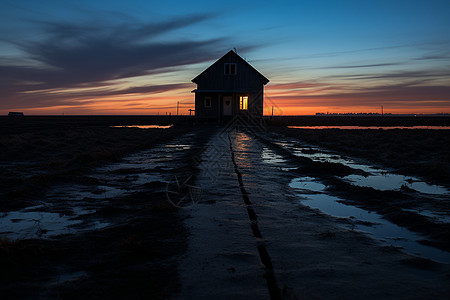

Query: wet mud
[0,123,216,298]
[179,127,449,299]
[255,129,450,257]
[1,120,449,299]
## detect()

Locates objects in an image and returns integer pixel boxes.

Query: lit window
[239,96,248,110]
[224,63,236,75]
[204,97,211,107]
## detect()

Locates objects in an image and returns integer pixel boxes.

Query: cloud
[265,81,326,90]
[0,13,229,110]
[325,62,401,69]
[103,83,192,96]
[270,83,450,109]
[414,53,450,61]
[324,69,450,84]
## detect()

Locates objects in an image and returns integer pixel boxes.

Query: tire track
[227,133,281,300]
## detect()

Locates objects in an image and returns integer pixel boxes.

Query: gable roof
[192,50,269,85]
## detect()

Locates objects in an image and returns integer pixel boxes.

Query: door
[223,96,232,116]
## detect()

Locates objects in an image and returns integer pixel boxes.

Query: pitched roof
[192,50,269,85]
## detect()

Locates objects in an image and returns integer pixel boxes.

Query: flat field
[0,116,449,298]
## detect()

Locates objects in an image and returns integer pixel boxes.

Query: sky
[1,0,449,115]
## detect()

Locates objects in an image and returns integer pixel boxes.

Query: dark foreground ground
[0,116,449,298]
[1,117,215,298]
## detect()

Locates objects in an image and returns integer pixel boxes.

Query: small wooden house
[192,50,269,121]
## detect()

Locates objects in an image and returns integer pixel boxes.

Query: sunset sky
[1,0,449,115]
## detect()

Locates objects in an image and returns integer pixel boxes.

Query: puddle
[165,144,191,150]
[47,270,88,286]
[0,208,83,239]
[110,125,173,129]
[290,177,327,193]
[276,138,449,196]
[290,177,450,264]
[288,126,450,130]
[275,134,449,224]
[0,133,193,240]
[343,174,449,195]
[261,147,286,164]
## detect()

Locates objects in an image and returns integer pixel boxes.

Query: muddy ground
[270,126,450,187]
[0,118,215,298]
[1,117,449,299]
[179,128,449,299]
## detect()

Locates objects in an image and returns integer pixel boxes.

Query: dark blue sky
[1,0,449,114]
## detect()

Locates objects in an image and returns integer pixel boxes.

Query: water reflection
[261,147,286,164]
[290,177,450,264]
[165,144,191,150]
[232,132,253,168]
[0,134,192,240]
[290,177,326,192]
[343,174,448,195]
[110,124,173,129]
[288,126,450,130]
[277,140,449,195]
[0,207,84,239]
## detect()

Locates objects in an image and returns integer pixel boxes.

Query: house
[192,50,269,121]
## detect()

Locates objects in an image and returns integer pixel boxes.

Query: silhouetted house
[192,50,269,121]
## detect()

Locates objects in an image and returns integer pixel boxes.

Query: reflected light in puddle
[261,147,286,164]
[343,174,449,195]
[288,126,450,130]
[0,209,83,239]
[0,130,193,240]
[233,133,252,152]
[289,177,450,263]
[110,125,173,129]
[280,139,449,195]
[290,177,326,192]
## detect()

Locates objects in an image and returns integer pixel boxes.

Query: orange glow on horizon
[263,105,450,116]
[4,98,449,116]
[2,82,449,116]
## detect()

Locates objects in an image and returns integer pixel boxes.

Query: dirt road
[179,128,449,299]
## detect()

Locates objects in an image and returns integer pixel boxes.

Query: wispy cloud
[270,83,450,109]
[325,62,401,69]
[0,13,228,110]
[265,81,326,90]
[329,69,450,82]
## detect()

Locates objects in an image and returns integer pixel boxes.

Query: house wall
[195,91,264,119]
[247,87,264,117]
[195,93,220,119]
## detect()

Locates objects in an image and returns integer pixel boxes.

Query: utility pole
[272,106,274,119]
[381,105,384,116]
[177,101,179,116]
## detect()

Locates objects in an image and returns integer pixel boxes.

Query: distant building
[192,50,269,121]
[8,112,24,116]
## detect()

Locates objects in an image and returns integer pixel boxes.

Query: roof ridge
[192,50,269,84]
